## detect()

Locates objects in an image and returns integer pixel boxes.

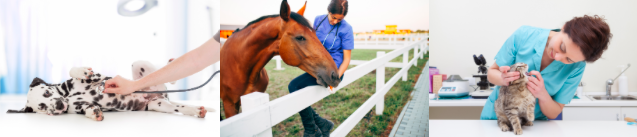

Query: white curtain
[0,0,217,100]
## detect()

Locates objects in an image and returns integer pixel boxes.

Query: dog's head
[508,63,529,85]
[7,77,68,115]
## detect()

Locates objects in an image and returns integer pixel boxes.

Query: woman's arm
[487,62,520,86]
[338,50,351,77]
[104,38,221,94]
[527,71,564,119]
[539,97,565,119]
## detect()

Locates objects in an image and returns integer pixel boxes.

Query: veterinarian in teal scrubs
[480,15,612,120]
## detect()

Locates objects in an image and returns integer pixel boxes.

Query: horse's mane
[236,12,312,32]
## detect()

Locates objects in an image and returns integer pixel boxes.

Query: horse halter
[316,15,341,50]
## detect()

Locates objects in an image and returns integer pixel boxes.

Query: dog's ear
[7,106,34,113]
[30,77,47,88]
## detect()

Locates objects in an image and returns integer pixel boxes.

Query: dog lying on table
[6,60,213,121]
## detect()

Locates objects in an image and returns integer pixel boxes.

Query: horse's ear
[297,1,307,16]
[280,0,291,21]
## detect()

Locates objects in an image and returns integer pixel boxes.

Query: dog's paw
[197,106,207,118]
[70,67,93,79]
[85,106,104,121]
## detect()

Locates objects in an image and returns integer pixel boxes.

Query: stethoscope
[133,70,219,93]
[100,70,220,93]
[316,15,341,50]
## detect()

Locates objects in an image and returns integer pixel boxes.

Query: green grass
[222,49,429,136]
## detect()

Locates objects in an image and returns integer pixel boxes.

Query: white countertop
[430,120,636,137]
[430,92,637,107]
[0,97,220,137]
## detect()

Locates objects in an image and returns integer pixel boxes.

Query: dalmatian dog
[7,59,213,121]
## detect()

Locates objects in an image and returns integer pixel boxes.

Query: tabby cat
[495,62,535,135]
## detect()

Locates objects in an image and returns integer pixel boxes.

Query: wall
[430,0,637,93]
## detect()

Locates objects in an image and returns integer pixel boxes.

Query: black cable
[132,70,220,93]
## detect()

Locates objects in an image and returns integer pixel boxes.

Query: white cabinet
[621,107,637,121]
[563,107,621,121]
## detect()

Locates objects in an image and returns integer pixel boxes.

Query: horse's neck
[233,18,282,82]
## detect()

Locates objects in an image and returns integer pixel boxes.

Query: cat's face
[508,63,529,85]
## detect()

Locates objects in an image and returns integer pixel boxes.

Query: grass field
[221,49,429,136]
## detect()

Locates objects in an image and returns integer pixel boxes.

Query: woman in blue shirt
[481,15,612,121]
[287,0,352,136]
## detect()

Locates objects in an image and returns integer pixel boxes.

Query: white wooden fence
[221,39,429,137]
[354,34,428,49]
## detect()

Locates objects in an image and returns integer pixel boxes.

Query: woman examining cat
[480,15,612,120]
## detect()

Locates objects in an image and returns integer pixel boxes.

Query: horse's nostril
[332,71,339,79]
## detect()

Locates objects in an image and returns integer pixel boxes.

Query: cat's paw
[70,67,93,79]
[499,124,511,132]
[523,121,533,126]
[513,129,523,135]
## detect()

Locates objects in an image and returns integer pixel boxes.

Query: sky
[221,0,429,32]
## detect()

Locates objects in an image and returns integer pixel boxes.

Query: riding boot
[300,107,322,137]
[311,108,334,137]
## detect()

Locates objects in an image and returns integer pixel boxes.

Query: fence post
[375,34,379,45]
[376,51,385,115]
[364,34,368,45]
[241,92,273,137]
[274,56,284,70]
[419,43,424,59]
[414,43,418,67]
[402,43,409,81]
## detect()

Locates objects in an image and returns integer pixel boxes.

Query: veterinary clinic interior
[428,0,637,136]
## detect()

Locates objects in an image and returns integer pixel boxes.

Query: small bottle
[618,65,628,96]
[576,82,583,97]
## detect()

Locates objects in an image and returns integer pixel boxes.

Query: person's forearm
[338,50,351,77]
[487,67,507,86]
[538,96,565,119]
[133,38,220,90]
[338,59,350,77]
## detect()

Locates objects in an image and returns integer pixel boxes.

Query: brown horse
[221,0,341,118]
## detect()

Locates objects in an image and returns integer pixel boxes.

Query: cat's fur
[495,62,535,135]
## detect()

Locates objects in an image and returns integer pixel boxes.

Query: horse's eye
[295,36,306,41]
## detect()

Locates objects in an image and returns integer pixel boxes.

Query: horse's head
[277,0,341,88]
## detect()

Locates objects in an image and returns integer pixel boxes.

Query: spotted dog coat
[7,60,212,121]
[495,63,535,135]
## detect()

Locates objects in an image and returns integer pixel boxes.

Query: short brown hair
[328,0,348,16]
[563,15,612,63]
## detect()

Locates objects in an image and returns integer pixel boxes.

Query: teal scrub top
[480,25,586,120]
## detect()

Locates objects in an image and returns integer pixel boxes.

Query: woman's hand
[527,71,550,100]
[103,75,138,95]
[499,66,520,86]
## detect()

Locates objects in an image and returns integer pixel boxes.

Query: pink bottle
[429,66,439,93]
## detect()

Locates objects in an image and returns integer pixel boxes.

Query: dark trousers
[288,72,342,135]
[288,73,344,93]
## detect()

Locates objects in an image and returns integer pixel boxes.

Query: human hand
[527,71,549,100]
[499,66,520,86]
[103,75,137,95]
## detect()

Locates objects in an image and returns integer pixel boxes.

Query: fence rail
[221,38,428,137]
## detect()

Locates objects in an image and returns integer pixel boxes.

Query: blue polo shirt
[480,25,586,120]
[313,14,354,68]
